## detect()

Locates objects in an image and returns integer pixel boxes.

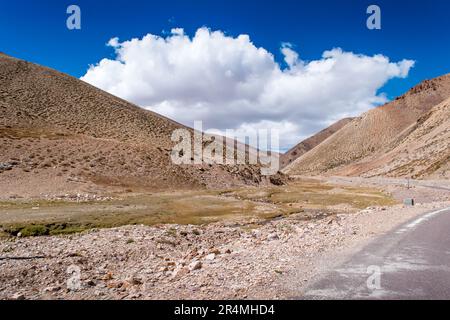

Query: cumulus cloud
[81,27,415,151]
[280,42,300,68]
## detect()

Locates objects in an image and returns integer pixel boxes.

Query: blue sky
[1,0,449,97]
[1,0,449,150]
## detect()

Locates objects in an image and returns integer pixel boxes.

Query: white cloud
[81,27,415,151]
[107,37,120,47]
[280,42,300,68]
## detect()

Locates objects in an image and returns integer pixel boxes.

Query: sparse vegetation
[0,180,397,237]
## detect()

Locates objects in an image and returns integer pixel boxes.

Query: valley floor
[0,178,449,300]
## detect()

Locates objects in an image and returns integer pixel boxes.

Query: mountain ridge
[284,73,450,178]
[280,117,354,169]
[0,54,277,198]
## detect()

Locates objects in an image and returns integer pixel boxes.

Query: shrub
[19,225,49,237]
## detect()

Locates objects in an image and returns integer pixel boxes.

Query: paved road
[302,206,450,299]
[421,184,450,192]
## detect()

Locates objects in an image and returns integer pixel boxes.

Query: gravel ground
[1,199,448,300]
[327,176,450,203]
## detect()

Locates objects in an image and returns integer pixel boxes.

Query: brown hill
[280,118,354,169]
[338,97,450,179]
[284,73,450,177]
[0,55,276,198]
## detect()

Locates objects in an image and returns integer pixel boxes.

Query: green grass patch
[0,180,397,237]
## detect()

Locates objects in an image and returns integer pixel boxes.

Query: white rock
[189,260,202,271]
[205,253,216,261]
[267,233,279,241]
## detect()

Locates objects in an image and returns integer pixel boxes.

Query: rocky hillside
[284,73,450,178]
[280,118,354,169]
[0,54,277,198]
[339,97,450,179]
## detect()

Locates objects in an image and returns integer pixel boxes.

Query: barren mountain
[280,118,354,169]
[284,73,450,177]
[339,97,450,179]
[0,54,276,198]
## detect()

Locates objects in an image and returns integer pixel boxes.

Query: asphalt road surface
[302,206,450,300]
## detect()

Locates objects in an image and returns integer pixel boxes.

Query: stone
[85,279,96,286]
[172,266,190,279]
[107,281,124,289]
[205,253,216,261]
[11,293,25,300]
[94,290,105,296]
[129,276,143,285]
[188,260,202,271]
[0,163,14,171]
[103,272,114,280]
[44,286,61,292]
[251,230,261,238]
[210,248,221,255]
[267,233,279,241]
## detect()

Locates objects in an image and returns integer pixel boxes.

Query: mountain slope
[339,97,450,179]
[284,74,450,177]
[280,118,354,169]
[0,54,273,198]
